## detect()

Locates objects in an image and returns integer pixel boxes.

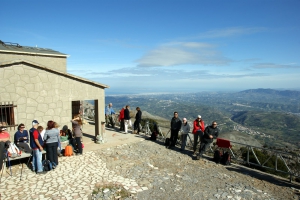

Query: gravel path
[98,139,300,200]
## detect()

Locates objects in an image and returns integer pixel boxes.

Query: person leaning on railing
[197,121,219,160]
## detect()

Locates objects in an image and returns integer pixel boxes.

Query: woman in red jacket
[192,115,205,156]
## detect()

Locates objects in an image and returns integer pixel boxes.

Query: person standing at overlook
[134,107,142,134]
[192,115,205,156]
[105,103,115,128]
[169,111,182,149]
[124,105,131,134]
[180,118,190,151]
[119,106,125,132]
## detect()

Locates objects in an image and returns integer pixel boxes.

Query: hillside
[103,88,300,149]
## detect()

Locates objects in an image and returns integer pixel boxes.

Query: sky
[1,0,300,95]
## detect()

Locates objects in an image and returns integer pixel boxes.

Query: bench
[1,150,46,182]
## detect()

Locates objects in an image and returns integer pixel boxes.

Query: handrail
[227,140,300,183]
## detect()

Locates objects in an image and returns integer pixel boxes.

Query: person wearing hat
[192,115,205,156]
[29,120,46,174]
[180,118,190,151]
[0,126,10,171]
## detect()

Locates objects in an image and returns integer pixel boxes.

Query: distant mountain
[231,111,300,147]
[238,88,300,98]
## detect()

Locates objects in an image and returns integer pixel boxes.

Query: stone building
[0,40,108,141]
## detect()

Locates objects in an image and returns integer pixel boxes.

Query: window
[0,102,17,128]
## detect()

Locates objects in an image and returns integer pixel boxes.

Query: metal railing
[220,140,300,182]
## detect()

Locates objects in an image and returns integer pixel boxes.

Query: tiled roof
[0,40,68,57]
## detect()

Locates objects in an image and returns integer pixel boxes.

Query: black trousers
[170,129,179,147]
[75,137,82,154]
[45,142,58,165]
[120,119,125,131]
[134,120,141,133]
[193,131,204,152]
[0,142,5,171]
[16,142,32,153]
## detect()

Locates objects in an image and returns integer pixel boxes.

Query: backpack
[213,150,223,164]
[7,143,22,158]
[221,151,231,165]
[64,145,73,156]
[42,160,52,171]
[150,131,158,141]
[164,138,170,147]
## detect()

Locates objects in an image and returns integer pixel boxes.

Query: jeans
[45,142,58,166]
[181,134,188,150]
[193,131,204,152]
[32,149,43,172]
[199,141,211,156]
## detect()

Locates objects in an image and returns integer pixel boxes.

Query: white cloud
[197,27,267,39]
[252,63,300,69]
[135,42,231,67]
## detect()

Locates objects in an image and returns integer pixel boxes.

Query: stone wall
[0,52,67,73]
[0,63,105,140]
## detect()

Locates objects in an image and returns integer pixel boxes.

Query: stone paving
[0,149,148,199]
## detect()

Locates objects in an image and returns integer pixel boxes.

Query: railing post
[275,153,278,171]
[247,146,250,165]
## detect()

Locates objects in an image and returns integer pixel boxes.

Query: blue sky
[1,0,300,95]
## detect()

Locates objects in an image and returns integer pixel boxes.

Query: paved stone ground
[1,133,300,200]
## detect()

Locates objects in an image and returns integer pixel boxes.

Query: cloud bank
[135,42,231,67]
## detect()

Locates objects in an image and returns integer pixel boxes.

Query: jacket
[29,128,44,149]
[124,108,130,120]
[170,117,182,131]
[119,108,125,121]
[192,119,205,134]
[203,125,219,143]
[43,128,60,144]
[135,110,142,122]
[181,123,190,134]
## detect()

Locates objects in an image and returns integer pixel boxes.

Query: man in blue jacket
[14,123,32,153]
[105,103,115,128]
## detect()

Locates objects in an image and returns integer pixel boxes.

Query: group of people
[105,103,142,134]
[0,114,84,174]
[169,111,219,160]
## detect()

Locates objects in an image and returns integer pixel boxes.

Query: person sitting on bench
[14,123,32,153]
[0,126,10,171]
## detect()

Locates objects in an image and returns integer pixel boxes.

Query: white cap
[197,115,201,119]
[183,118,187,121]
